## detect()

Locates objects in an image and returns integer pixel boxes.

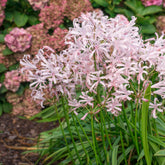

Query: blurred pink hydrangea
[0,0,7,26]
[41,28,68,52]
[39,1,66,30]
[5,28,32,52]
[1,0,7,7]
[26,23,68,54]
[64,0,93,21]
[0,44,17,68]
[4,70,22,92]
[26,23,48,55]
[0,10,5,26]
[156,16,165,34]
[28,0,49,10]
[141,0,163,6]
[6,89,41,117]
[115,14,129,25]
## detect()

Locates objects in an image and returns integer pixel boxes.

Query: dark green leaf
[114,8,134,19]
[141,6,162,16]
[149,141,165,165]
[5,12,14,22]
[145,16,157,24]
[155,150,165,157]
[3,28,13,35]
[16,84,25,96]
[104,8,116,17]
[14,11,28,27]
[2,47,13,55]
[28,15,40,25]
[2,102,12,113]
[124,0,144,14]
[9,63,19,71]
[141,24,156,34]
[0,73,5,83]
[0,85,8,94]
[94,0,109,7]
[113,0,122,5]
[0,95,6,102]
[0,34,5,43]
[112,145,119,165]
[0,103,3,116]
[0,64,7,73]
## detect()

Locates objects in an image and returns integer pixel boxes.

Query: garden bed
[0,114,57,164]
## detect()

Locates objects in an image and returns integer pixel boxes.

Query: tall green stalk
[122,103,136,148]
[54,102,75,165]
[72,112,92,164]
[62,97,82,164]
[100,111,112,150]
[134,99,140,155]
[141,83,151,165]
[120,130,127,165]
[91,114,101,164]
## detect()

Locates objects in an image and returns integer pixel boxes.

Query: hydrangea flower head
[141,0,163,6]
[5,28,32,52]
[156,16,165,34]
[0,0,7,26]
[28,0,49,10]
[4,70,22,92]
[39,1,66,30]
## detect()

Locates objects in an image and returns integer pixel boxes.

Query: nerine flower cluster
[21,10,165,118]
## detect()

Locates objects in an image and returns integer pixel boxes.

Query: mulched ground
[0,113,58,165]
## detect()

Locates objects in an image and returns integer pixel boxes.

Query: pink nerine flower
[28,0,49,10]
[141,0,163,6]
[21,11,165,117]
[149,98,163,118]
[5,28,32,52]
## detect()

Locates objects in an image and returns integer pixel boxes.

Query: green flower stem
[71,112,92,165]
[100,111,108,162]
[93,53,97,71]
[54,102,75,165]
[91,114,101,164]
[62,97,82,165]
[134,99,140,155]
[120,130,127,165]
[122,103,136,148]
[100,110,112,150]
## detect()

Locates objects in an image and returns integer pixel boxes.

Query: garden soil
[0,113,58,165]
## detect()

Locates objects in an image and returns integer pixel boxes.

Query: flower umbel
[21,10,165,118]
